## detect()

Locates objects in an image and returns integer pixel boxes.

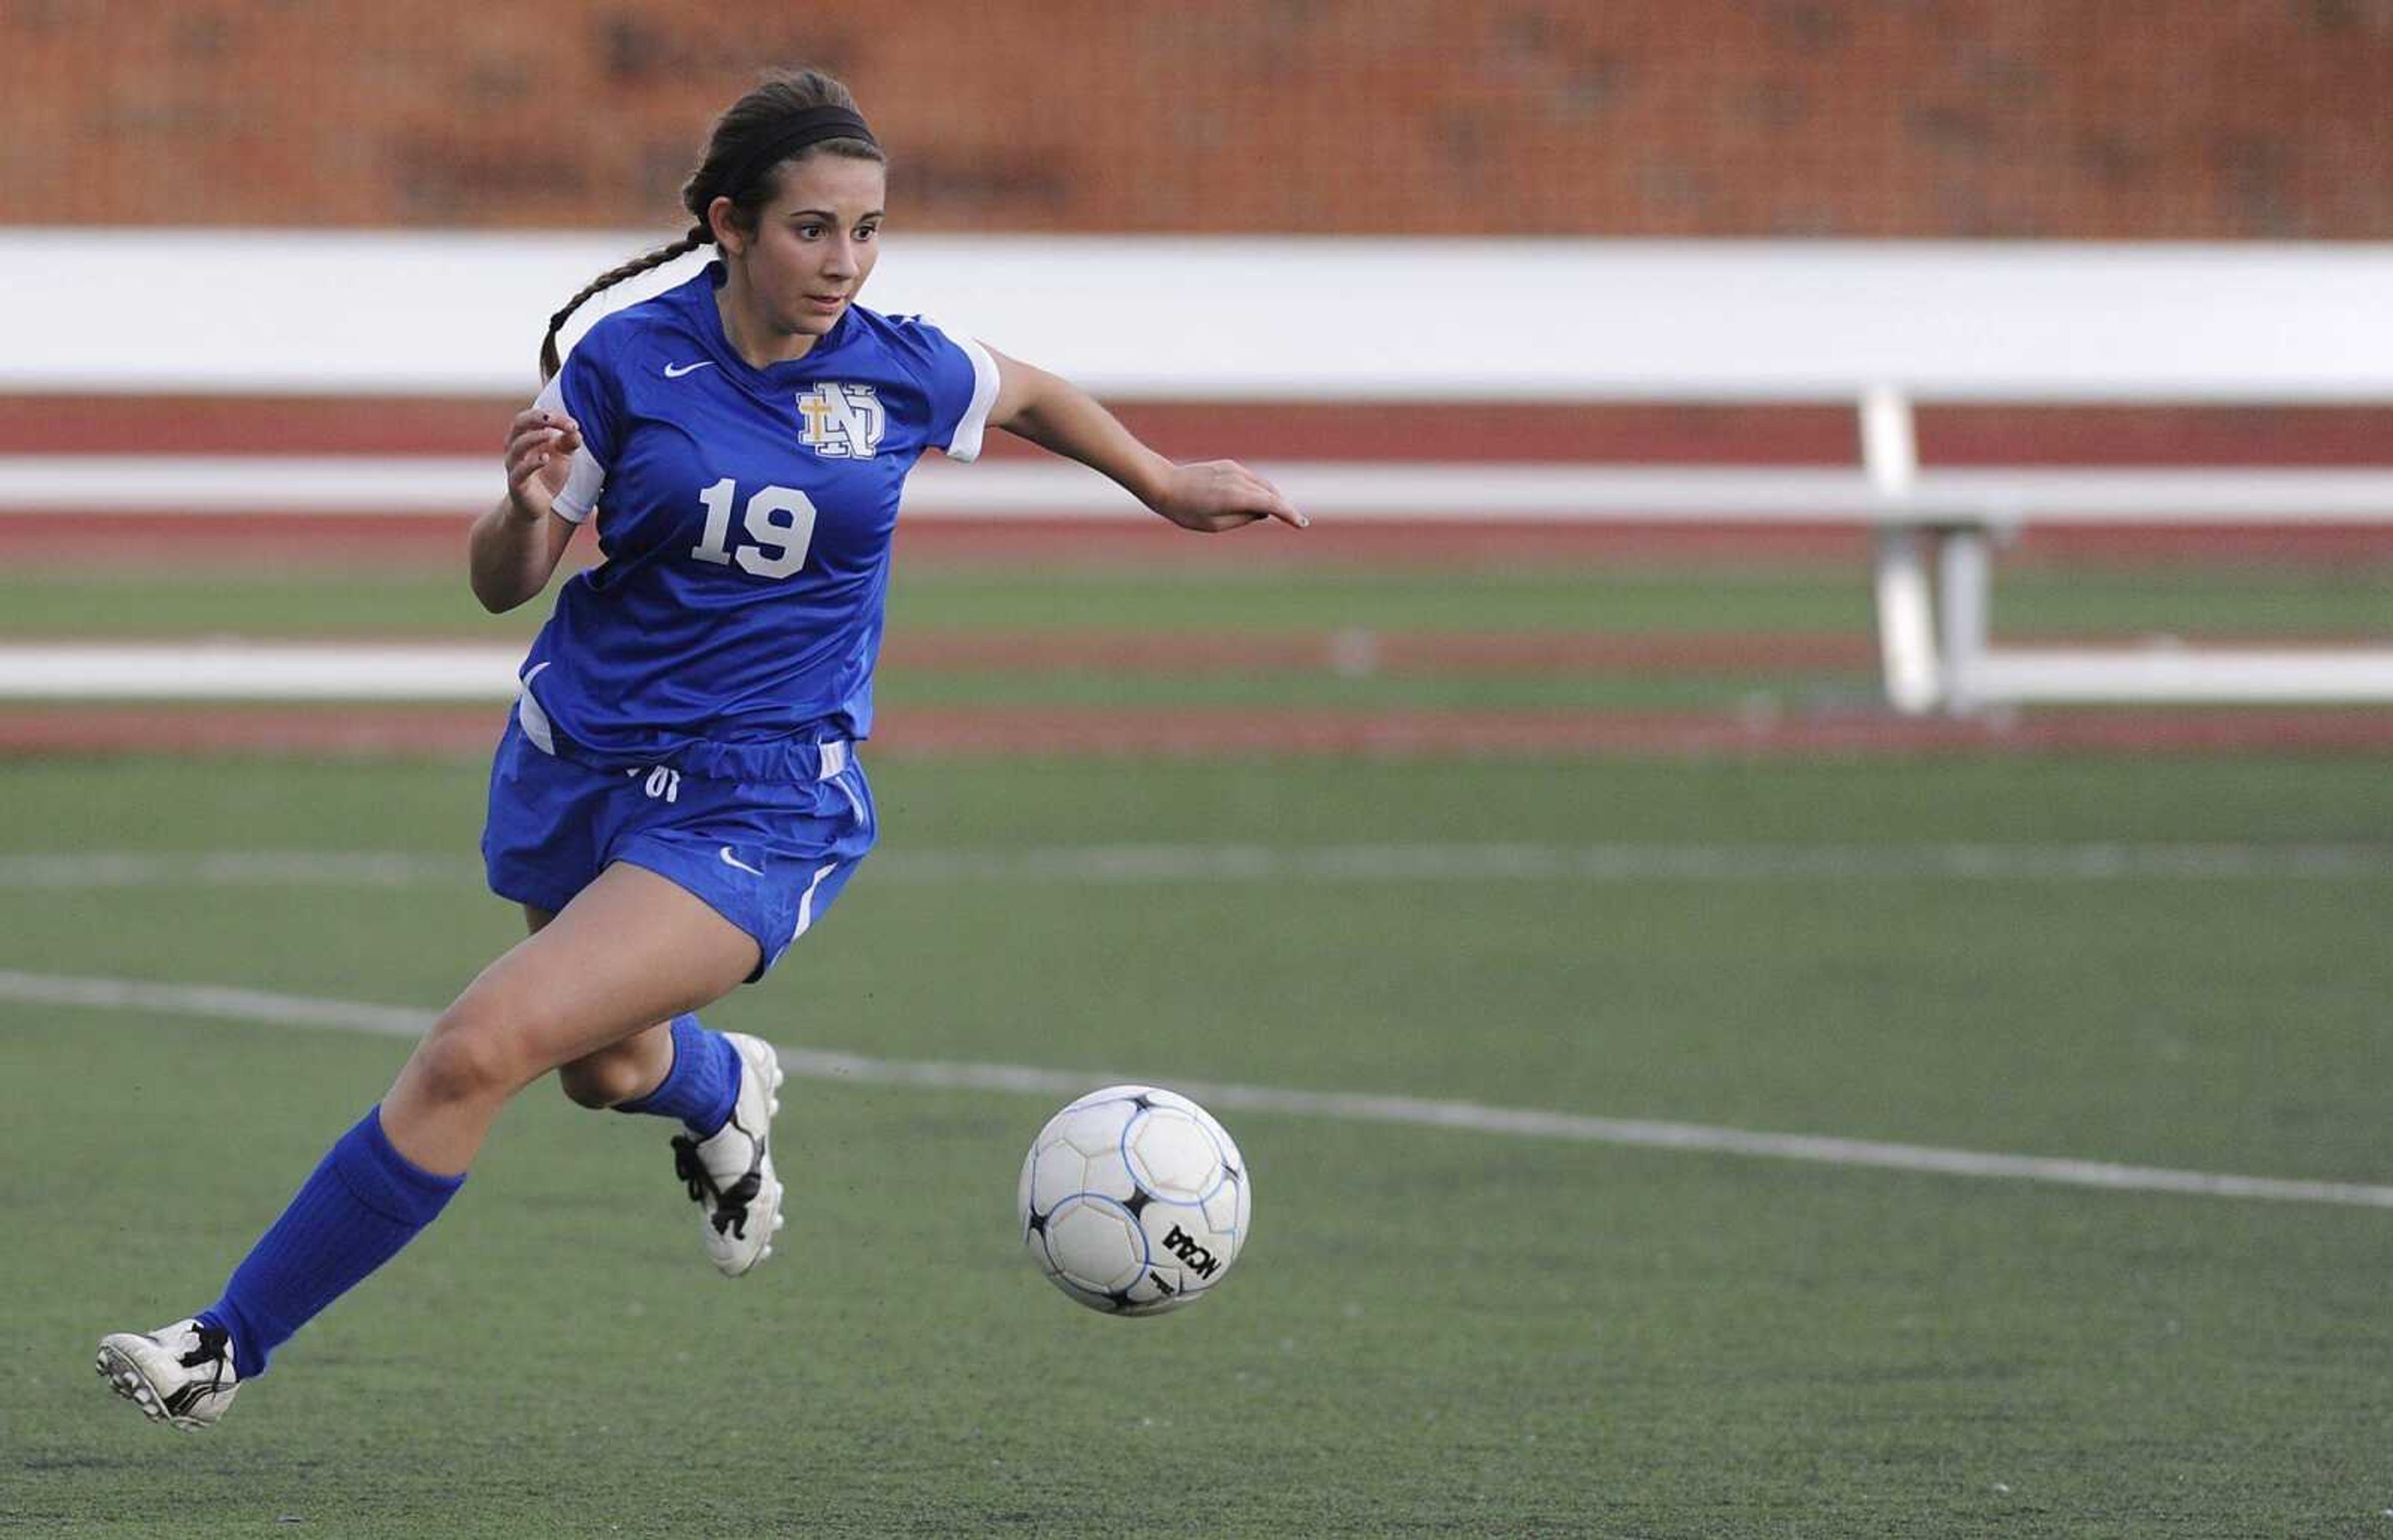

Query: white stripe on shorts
[515,662,556,754]
[791,859,841,944]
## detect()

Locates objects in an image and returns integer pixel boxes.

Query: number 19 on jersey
[690,478,817,581]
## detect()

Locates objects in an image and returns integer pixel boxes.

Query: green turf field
[3,560,2381,718]
[3,754,2389,1536]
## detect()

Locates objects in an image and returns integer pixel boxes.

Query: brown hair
[538,69,884,381]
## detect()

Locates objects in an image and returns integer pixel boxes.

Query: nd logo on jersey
[795,383,886,459]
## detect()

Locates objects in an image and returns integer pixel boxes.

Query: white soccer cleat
[668,1032,787,1277]
[95,1318,240,1430]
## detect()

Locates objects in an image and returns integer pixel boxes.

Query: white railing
[1846,385,2393,713]
[4,234,2390,715]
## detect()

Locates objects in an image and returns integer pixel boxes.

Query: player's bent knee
[410,1012,537,1108]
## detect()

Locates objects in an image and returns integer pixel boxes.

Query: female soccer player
[97,68,1303,1430]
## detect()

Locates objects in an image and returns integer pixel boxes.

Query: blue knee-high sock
[613,1014,741,1137]
[199,1105,462,1380]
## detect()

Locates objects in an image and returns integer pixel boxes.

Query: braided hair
[538,69,884,381]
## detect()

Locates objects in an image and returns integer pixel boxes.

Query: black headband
[720,107,880,202]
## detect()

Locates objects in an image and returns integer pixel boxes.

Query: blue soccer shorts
[480,712,877,981]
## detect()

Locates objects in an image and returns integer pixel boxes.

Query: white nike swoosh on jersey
[663,360,715,378]
[719,847,766,877]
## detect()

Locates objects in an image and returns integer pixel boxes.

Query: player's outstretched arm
[983,348,1308,534]
[470,407,586,613]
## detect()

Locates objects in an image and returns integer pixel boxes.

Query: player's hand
[504,407,581,522]
[1150,460,1308,533]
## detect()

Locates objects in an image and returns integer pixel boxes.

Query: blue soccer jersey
[520,262,997,777]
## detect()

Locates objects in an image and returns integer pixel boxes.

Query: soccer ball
[1018,1085,1252,1316]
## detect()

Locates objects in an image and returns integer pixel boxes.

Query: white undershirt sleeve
[532,373,607,523]
[943,333,1001,463]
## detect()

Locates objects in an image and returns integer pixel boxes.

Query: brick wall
[6,1,2389,235]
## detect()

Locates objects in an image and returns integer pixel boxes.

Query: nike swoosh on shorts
[719,847,766,877]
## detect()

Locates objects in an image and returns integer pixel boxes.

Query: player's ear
[706,195,744,256]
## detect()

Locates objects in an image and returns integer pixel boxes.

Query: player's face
[729,154,886,343]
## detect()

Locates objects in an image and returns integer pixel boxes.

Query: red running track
[8,397,2392,465]
[10,396,2393,566]
[4,705,2390,761]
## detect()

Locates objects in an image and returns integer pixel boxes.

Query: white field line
[0,643,520,700]
[3,967,2389,1213]
[14,635,2393,705]
[0,843,2388,891]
